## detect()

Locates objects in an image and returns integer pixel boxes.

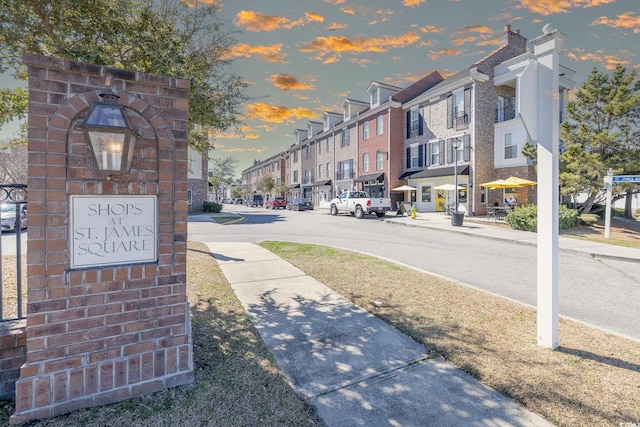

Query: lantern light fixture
[81,78,138,176]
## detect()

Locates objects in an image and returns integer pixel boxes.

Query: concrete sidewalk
[206,241,554,427]
[382,212,640,263]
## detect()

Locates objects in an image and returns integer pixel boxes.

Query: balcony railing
[495,104,516,123]
[336,169,355,180]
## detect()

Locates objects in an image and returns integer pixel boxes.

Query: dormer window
[370,87,379,106]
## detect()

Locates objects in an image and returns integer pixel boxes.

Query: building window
[337,159,353,180]
[327,162,331,178]
[187,189,192,205]
[448,88,470,129]
[410,146,420,168]
[318,140,323,154]
[318,164,323,179]
[377,115,384,135]
[363,121,369,140]
[363,153,369,172]
[421,186,431,203]
[293,151,298,163]
[293,170,298,183]
[376,151,384,170]
[305,145,311,159]
[327,139,331,152]
[370,87,378,106]
[411,108,420,132]
[505,133,517,159]
[430,142,440,165]
[454,92,465,119]
[342,129,350,147]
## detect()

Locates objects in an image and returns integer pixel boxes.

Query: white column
[532,25,566,349]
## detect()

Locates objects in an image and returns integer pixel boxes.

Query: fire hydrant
[411,204,417,219]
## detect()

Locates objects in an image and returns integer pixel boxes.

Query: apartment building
[242,25,575,215]
[401,25,574,215]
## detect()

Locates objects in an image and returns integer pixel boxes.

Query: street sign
[612,175,640,183]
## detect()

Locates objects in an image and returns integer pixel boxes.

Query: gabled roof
[392,70,444,104]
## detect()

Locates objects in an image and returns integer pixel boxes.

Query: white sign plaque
[69,195,157,268]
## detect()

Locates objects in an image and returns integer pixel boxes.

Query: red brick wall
[0,321,26,400]
[11,54,193,425]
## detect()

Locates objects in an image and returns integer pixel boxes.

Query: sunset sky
[1,0,638,177]
[215,0,639,174]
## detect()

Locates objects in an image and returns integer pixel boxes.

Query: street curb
[383,218,640,264]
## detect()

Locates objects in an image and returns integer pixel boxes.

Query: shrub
[203,202,223,213]
[504,204,580,232]
[578,213,599,226]
[559,204,579,229]
[505,204,537,232]
[612,207,625,217]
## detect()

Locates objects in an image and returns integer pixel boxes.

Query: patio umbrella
[433,183,464,191]
[391,185,417,191]
[480,176,536,189]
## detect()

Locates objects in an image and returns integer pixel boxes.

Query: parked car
[1,203,27,232]
[234,198,243,204]
[265,197,287,209]
[246,194,264,207]
[329,190,392,218]
[287,198,313,211]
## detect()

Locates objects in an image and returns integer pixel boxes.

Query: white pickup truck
[329,191,392,219]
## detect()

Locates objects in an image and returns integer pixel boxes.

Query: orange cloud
[300,32,421,63]
[450,25,495,46]
[224,146,266,153]
[419,25,445,34]
[226,43,287,63]
[429,48,463,61]
[327,22,348,31]
[323,0,345,4]
[305,11,324,23]
[567,48,630,70]
[244,103,316,124]
[518,0,615,16]
[182,0,219,8]
[235,11,300,31]
[340,7,357,15]
[270,74,315,91]
[592,12,640,33]
[403,0,426,7]
[234,10,323,31]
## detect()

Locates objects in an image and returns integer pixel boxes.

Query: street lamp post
[451,137,464,226]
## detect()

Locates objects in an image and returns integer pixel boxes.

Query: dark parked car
[246,195,264,207]
[287,198,313,211]
[265,197,287,209]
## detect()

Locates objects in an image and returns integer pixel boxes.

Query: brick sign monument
[10,53,194,424]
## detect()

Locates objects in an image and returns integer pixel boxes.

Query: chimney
[499,24,527,52]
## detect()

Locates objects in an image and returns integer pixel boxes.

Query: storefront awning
[399,170,419,180]
[313,180,332,187]
[287,184,300,189]
[355,173,384,183]
[409,165,469,179]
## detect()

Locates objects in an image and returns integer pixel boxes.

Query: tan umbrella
[391,185,417,191]
[433,183,464,191]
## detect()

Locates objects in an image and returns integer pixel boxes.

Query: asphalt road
[188,204,640,342]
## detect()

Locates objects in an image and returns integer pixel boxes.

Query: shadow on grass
[557,346,640,372]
